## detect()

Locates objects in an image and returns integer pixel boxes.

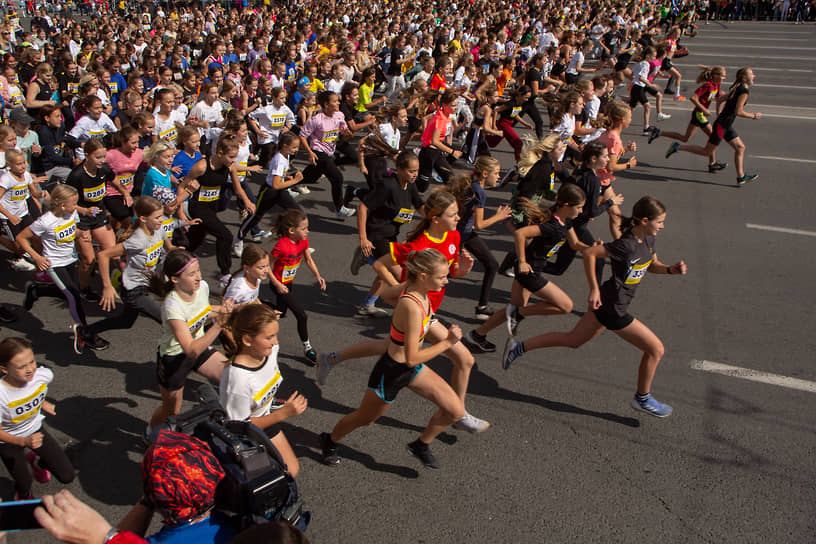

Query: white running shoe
[656,112,671,121]
[357,304,388,317]
[316,351,335,386]
[11,257,36,272]
[232,240,244,258]
[337,205,356,218]
[452,412,491,434]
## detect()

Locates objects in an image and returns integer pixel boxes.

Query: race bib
[55,219,76,244]
[187,305,211,335]
[252,370,282,410]
[322,129,339,143]
[173,72,182,81]
[510,106,522,118]
[9,384,46,424]
[546,240,564,258]
[144,240,164,268]
[625,260,651,285]
[108,82,118,94]
[89,128,106,139]
[10,90,23,106]
[159,126,178,142]
[83,182,106,202]
[68,82,79,94]
[549,171,555,192]
[237,160,247,177]
[239,53,247,62]
[281,260,301,283]
[394,207,414,224]
[198,186,221,202]
[270,115,286,128]
[10,183,28,201]
[161,218,175,239]
[116,173,134,191]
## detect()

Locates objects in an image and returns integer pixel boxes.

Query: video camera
[158,384,309,531]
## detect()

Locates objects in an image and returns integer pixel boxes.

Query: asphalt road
[2,21,815,543]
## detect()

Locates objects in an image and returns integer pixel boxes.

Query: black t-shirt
[189,159,230,210]
[602,31,622,56]
[362,174,423,240]
[601,231,656,316]
[716,84,749,128]
[569,165,612,225]
[527,214,571,269]
[516,158,554,201]
[525,67,542,92]
[66,164,115,212]
[388,48,404,76]
[339,102,355,123]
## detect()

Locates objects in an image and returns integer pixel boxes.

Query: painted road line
[673,64,813,73]
[688,52,816,60]
[746,223,816,236]
[691,36,811,40]
[659,104,816,121]
[691,360,816,393]
[750,156,816,164]
[750,84,816,90]
[689,44,812,50]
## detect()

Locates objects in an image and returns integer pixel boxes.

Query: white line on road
[751,155,816,164]
[691,360,816,393]
[659,104,816,120]
[690,44,811,50]
[750,83,816,90]
[673,64,813,73]
[691,36,811,40]
[689,52,816,60]
[746,223,816,236]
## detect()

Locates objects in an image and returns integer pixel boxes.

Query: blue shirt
[456,181,487,241]
[146,512,237,544]
[172,150,202,181]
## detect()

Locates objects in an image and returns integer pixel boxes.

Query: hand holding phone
[34,490,113,543]
[0,499,42,532]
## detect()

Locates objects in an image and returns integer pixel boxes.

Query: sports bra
[390,292,433,346]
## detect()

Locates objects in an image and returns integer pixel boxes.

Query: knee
[649,341,665,361]
[484,256,498,273]
[453,350,475,371]
[558,298,573,314]
[55,467,76,484]
[734,142,746,153]
[448,401,465,423]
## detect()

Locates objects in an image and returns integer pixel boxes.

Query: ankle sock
[363,294,378,307]
[303,340,312,351]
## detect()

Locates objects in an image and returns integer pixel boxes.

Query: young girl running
[147,249,229,437]
[65,139,117,302]
[104,126,143,231]
[81,196,173,339]
[248,86,296,168]
[595,101,638,239]
[355,103,408,194]
[222,245,270,307]
[0,149,41,272]
[221,304,306,477]
[0,337,75,499]
[659,66,725,146]
[16,185,110,353]
[485,86,535,164]
[451,157,511,320]
[502,196,688,418]
[269,209,326,363]
[667,67,761,186]
[629,47,669,139]
[141,140,196,227]
[171,126,202,183]
[463,83,503,165]
[464,184,589,353]
[320,249,465,469]
[67,95,117,160]
[417,91,462,193]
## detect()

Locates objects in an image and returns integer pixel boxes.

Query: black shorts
[1,213,34,240]
[565,72,579,85]
[77,212,109,231]
[613,59,628,72]
[157,347,217,391]
[690,110,710,129]
[514,264,549,292]
[708,121,738,146]
[593,306,634,331]
[103,195,132,221]
[629,85,648,106]
[371,236,394,259]
[367,352,424,403]
[661,58,674,71]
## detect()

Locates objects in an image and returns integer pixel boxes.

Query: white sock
[303,340,312,351]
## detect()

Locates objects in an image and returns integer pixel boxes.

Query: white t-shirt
[29,210,79,268]
[566,51,585,75]
[249,104,295,145]
[189,101,224,135]
[581,96,603,143]
[0,170,33,218]
[68,115,117,159]
[378,122,400,150]
[552,114,576,162]
[159,280,212,357]
[220,346,283,420]
[633,60,650,87]
[0,367,53,441]
[325,78,345,94]
[223,271,260,305]
[265,152,290,186]
[153,110,187,144]
[121,227,166,290]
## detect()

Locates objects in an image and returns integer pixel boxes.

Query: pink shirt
[300,111,347,155]
[596,130,622,187]
[105,148,144,196]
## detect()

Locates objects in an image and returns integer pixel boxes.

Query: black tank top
[190,158,230,209]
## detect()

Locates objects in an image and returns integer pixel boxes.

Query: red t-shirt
[430,73,447,92]
[271,236,309,284]
[421,108,450,147]
[595,130,622,187]
[389,230,460,312]
[694,81,720,111]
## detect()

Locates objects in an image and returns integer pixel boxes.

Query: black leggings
[0,428,75,496]
[523,99,546,139]
[301,150,344,210]
[238,185,300,240]
[83,286,161,336]
[464,234,498,308]
[417,146,453,193]
[273,284,309,342]
[187,203,232,275]
[32,263,86,326]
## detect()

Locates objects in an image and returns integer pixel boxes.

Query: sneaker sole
[406,445,438,469]
[630,400,673,418]
[452,420,491,434]
[501,338,515,370]
[71,324,83,355]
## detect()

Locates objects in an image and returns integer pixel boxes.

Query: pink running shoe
[26,451,51,483]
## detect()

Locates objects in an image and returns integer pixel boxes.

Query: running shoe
[357,304,388,317]
[23,281,38,311]
[304,348,317,363]
[708,161,728,172]
[85,334,110,351]
[350,246,366,276]
[452,412,491,434]
[33,271,52,284]
[641,127,654,136]
[15,491,34,500]
[630,393,673,418]
[71,324,85,355]
[0,304,15,323]
[316,351,335,386]
[505,305,524,337]
[736,173,759,186]
[502,338,524,371]
[407,439,438,469]
[232,239,244,258]
[26,451,51,483]
[666,141,680,158]
[287,189,300,198]
[336,205,356,218]
[218,274,232,288]
[474,305,493,321]
[248,230,271,242]
[320,432,341,465]
[11,257,35,272]
[673,95,687,101]
[293,185,310,195]
[656,112,671,121]
[462,330,496,353]
[648,127,661,144]
[499,268,515,278]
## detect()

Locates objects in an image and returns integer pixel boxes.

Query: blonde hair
[144,140,176,166]
[517,135,560,177]
[48,184,78,209]
[405,248,448,282]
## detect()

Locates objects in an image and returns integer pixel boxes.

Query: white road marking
[659,103,816,121]
[689,52,816,60]
[673,64,813,73]
[691,36,811,40]
[691,360,816,393]
[746,223,816,236]
[689,44,811,50]
[751,155,816,164]
[750,84,816,90]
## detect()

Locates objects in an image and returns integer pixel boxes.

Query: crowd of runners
[0,0,774,540]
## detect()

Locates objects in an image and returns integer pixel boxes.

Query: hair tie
[174,258,198,276]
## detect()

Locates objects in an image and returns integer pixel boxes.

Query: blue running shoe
[630,394,673,418]
[502,338,524,370]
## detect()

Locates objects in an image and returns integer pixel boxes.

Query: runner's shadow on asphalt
[276,360,458,446]
[49,395,146,506]
[307,214,358,236]
[278,422,420,479]
[625,164,739,188]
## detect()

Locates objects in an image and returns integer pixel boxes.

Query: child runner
[320,249,464,469]
[221,304,306,477]
[269,209,326,362]
[0,149,40,271]
[104,126,143,231]
[67,95,117,160]
[0,336,75,499]
[416,91,462,192]
[16,184,110,352]
[595,101,638,239]
[222,245,269,308]
[629,47,669,139]
[659,66,725,146]
[247,86,296,169]
[502,196,688,418]
[450,157,511,320]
